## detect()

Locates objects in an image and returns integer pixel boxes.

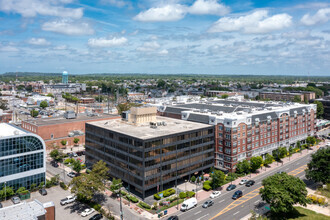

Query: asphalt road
[46,161,72,185]
[175,150,315,220]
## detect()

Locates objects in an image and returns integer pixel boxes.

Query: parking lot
[1,186,104,220]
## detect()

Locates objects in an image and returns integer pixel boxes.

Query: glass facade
[86,123,214,198]
[0,133,45,191]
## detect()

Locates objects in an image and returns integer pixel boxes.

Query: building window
[51,134,54,139]
[219,126,223,130]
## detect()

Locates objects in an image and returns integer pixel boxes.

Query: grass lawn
[283,207,329,220]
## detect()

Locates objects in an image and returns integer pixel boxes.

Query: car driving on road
[232,190,243,200]
[67,172,76,178]
[202,200,214,208]
[245,180,255,187]
[210,191,221,199]
[239,179,248,185]
[226,184,236,191]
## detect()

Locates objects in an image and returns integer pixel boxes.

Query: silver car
[11,196,20,204]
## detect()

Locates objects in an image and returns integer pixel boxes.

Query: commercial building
[85,107,214,198]
[0,123,46,191]
[259,91,316,102]
[42,83,86,94]
[21,113,120,150]
[0,199,55,220]
[158,99,317,172]
[316,97,330,120]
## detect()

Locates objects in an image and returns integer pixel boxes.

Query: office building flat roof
[0,123,27,138]
[0,200,46,220]
[23,114,119,126]
[88,116,213,140]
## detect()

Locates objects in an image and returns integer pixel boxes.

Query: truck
[180,198,197,211]
[60,195,76,205]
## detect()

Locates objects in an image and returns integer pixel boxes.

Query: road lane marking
[285,168,289,171]
[219,199,225,203]
[194,211,202,215]
[233,211,240,215]
[197,214,209,220]
[210,164,308,220]
[254,200,260,204]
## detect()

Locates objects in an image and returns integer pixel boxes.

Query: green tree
[157,79,166,88]
[72,159,82,174]
[39,100,48,109]
[91,160,109,184]
[46,93,54,98]
[210,169,225,189]
[305,147,330,184]
[0,186,14,200]
[30,109,39,117]
[50,149,59,161]
[250,156,263,172]
[306,136,316,146]
[191,176,196,182]
[110,178,122,192]
[260,173,308,215]
[60,140,67,147]
[50,174,60,185]
[263,154,273,167]
[221,94,229,99]
[314,101,324,118]
[236,160,251,174]
[16,187,26,194]
[293,95,301,102]
[73,138,80,145]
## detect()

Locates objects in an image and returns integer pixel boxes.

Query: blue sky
[0,0,329,75]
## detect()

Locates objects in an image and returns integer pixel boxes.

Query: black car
[226,184,236,191]
[50,160,59,167]
[39,188,47,196]
[245,180,255,187]
[232,190,243,200]
[89,214,103,220]
[202,200,214,208]
[167,216,179,220]
[76,151,83,156]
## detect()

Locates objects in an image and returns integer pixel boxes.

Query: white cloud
[188,0,229,16]
[0,0,83,19]
[134,4,187,22]
[88,37,127,47]
[301,8,330,26]
[208,10,292,34]
[136,41,160,52]
[101,0,128,8]
[159,49,168,55]
[0,45,19,52]
[42,19,94,35]
[27,37,51,46]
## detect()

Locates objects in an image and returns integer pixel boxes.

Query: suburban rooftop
[87,116,213,140]
[23,113,119,126]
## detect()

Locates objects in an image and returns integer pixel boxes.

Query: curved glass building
[0,123,46,191]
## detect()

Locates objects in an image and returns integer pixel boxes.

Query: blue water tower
[62,71,68,84]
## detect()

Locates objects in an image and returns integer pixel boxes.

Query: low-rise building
[21,113,120,150]
[259,91,316,102]
[0,123,46,191]
[85,107,214,198]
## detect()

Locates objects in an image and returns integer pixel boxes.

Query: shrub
[60,182,68,190]
[126,195,138,203]
[166,188,175,195]
[154,194,161,200]
[45,180,52,188]
[203,184,212,191]
[38,181,45,189]
[179,192,186,199]
[81,164,86,169]
[92,204,102,211]
[64,158,74,164]
[121,191,127,196]
[186,191,195,198]
[170,196,178,202]
[163,191,170,197]
[30,183,37,192]
[16,187,26,194]
[152,202,158,210]
[139,201,151,209]
[204,180,211,186]
[191,176,196,182]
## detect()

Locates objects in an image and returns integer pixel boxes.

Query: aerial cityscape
[0,1,330,220]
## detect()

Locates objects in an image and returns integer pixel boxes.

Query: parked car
[39,188,47,196]
[81,208,95,217]
[167,216,179,220]
[11,196,20,204]
[210,191,221,199]
[77,151,83,156]
[239,179,248,185]
[51,161,59,167]
[60,195,76,205]
[89,214,103,220]
[277,171,285,174]
[72,152,78,157]
[180,198,197,211]
[67,172,76,178]
[226,184,236,191]
[246,180,255,187]
[202,200,214,208]
[232,190,243,200]
[67,153,74,158]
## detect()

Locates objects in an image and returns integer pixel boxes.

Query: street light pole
[4,182,6,201]
[119,187,123,220]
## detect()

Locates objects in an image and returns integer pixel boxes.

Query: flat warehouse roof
[23,114,119,126]
[87,116,213,140]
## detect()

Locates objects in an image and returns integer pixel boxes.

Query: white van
[180,198,197,211]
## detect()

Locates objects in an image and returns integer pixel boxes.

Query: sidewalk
[162,144,321,218]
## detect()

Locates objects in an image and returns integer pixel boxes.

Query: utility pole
[4,181,6,201]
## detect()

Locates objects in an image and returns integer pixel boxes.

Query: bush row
[153,188,176,200]
[307,194,327,205]
[126,195,138,203]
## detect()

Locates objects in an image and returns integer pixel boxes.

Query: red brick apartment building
[158,99,317,172]
[21,114,120,150]
[259,91,316,102]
